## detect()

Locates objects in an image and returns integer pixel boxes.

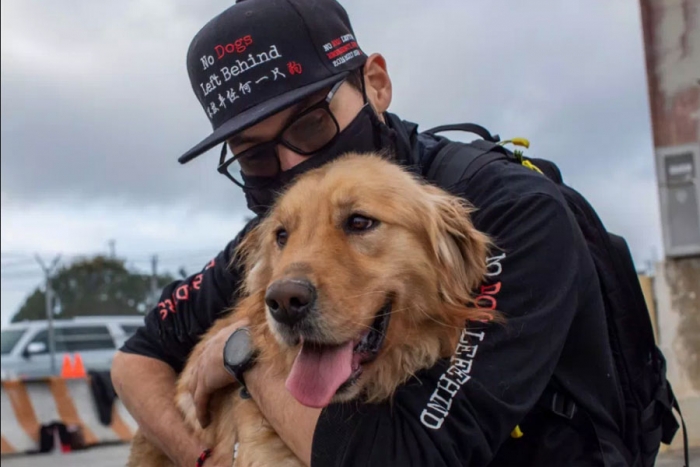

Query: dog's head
[236,153,495,408]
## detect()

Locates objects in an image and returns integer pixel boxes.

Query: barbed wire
[0,247,220,291]
[1,248,219,266]
[2,247,219,263]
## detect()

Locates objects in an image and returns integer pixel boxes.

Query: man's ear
[362,53,392,116]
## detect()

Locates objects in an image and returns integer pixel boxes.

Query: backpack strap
[421,121,545,189]
[648,377,689,467]
[538,384,615,465]
[423,140,513,189]
[424,123,501,143]
[672,395,690,467]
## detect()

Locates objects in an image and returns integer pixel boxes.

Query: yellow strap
[510,425,524,438]
[499,137,530,149]
[521,159,543,174]
[499,136,542,175]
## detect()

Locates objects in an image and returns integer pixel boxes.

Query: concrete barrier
[0,377,136,455]
[653,260,700,452]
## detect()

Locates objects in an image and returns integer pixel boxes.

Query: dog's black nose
[265,279,316,327]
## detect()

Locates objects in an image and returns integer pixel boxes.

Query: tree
[12,255,175,322]
[11,289,49,322]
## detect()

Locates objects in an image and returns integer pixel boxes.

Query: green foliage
[12,255,174,322]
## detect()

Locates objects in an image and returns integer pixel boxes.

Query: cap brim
[178,72,349,164]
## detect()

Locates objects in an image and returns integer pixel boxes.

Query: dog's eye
[276,228,288,247]
[345,214,378,233]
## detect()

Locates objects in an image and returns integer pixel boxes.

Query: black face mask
[241,104,398,216]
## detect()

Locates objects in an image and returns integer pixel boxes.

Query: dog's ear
[232,221,271,295]
[423,185,491,310]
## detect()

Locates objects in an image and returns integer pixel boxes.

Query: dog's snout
[265,279,316,327]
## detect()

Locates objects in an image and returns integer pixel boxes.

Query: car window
[26,329,69,354]
[1,330,26,355]
[22,325,117,355]
[59,326,116,352]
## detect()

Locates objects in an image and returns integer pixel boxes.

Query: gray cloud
[1,0,248,212]
[1,0,662,263]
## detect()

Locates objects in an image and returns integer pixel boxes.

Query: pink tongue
[285,340,355,408]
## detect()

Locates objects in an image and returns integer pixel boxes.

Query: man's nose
[277,145,310,172]
[265,278,316,327]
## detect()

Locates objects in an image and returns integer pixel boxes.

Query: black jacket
[121,113,629,466]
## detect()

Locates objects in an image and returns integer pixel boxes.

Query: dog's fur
[127,153,496,467]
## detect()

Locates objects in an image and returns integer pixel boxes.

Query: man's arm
[186,324,320,465]
[112,219,259,465]
[112,352,209,467]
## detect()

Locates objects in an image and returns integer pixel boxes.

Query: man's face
[226,81,367,175]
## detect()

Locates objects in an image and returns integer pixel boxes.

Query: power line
[0,252,33,259]
[0,284,43,292]
[1,247,221,287]
[0,271,45,281]
[126,249,220,263]
[1,258,37,268]
[0,263,45,274]
[2,246,221,262]
[2,254,208,271]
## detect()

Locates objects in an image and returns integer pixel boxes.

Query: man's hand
[188,319,249,428]
[112,352,223,467]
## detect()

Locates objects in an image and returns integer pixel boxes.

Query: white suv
[0,316,145,380]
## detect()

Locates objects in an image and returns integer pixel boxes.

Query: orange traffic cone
[60,354,74,378]
[72,353,86,378]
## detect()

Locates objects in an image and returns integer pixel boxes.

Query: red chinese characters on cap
[287,61,303,75]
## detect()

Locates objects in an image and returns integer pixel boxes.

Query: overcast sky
[1,0,662,327]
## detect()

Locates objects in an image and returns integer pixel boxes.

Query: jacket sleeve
[311,193,595,467]
[119,218,259,373]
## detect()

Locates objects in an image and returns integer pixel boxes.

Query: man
[112,0,631,466]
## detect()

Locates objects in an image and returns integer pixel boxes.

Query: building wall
[654,260,700,449]
[640,0,699,148]
[638,274,659,342]
[639,0,700,450]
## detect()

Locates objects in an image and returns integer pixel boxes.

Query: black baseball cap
[178,0,368,164]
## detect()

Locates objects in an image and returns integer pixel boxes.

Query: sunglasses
[217,79,348,188]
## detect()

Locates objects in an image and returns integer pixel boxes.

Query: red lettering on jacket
[158,298,175,321]
[192,273,203,290]
[158,259,216,320]
[476,295,497,311]
[175,284,189,301]
[473,281,502,321]
[479,282,502,295]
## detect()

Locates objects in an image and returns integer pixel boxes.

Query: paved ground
[1,443,696,466]
[655,446,697,467]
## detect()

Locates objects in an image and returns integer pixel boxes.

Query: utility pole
[150,255,159,306]
[35,254,61,376]
[108,239,116,258]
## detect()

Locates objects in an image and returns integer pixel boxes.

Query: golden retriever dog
[127,152,496,467]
